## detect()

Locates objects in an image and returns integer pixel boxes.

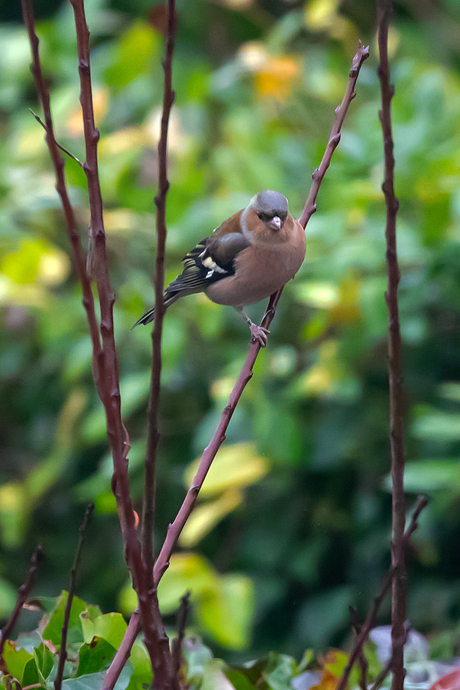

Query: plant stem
[55,504,94,690]
[105,41,370,685]
[0,546,43,661]
[377,2,407,690]
[143,0,177,577]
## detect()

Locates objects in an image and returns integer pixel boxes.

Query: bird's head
[245,190,289,235]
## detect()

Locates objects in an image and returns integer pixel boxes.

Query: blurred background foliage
[2,0,460,662]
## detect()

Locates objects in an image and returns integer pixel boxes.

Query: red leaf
[430,669,460,690]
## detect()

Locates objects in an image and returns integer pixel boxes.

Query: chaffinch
[134,190,306,345]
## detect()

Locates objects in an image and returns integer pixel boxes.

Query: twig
[104,42,370,685]
[154,40,369,584]
[369,657,394,690]
[102,611,141,690]
[142,0,176,577]
[54,503,94,690]
[22,0,178,685]
[377,3,406,690]
[349,608,369,690]
[335,495,428,690]
[172,592,190,673]
[20,0,102,379]
[0,546,43,660]
[299,41,370,228]
[69,1,179,687]
[29,109,83,166]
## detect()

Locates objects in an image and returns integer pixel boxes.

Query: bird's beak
[267,216,282,231]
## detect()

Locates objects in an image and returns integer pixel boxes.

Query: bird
[133,190,306,346]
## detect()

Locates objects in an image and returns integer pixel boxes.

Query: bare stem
[69,4,179,684]
[142,0,177,577]
[0,546,43,660]
[22,0,178,684]
[54,504,94,690]
[20,0,102,374]
[377,3,406,690]
[299,42,370,228]
[104,41,370,684]
[336,495,428,690]
[172,591,190,674]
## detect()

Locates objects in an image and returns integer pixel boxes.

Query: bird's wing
[165,211,250,297]
[133,210,250,327]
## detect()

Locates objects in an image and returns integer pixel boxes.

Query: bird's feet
[249,321,270,347]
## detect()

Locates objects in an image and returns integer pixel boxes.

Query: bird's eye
[257,212,270,222]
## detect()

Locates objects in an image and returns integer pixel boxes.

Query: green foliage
[0,598,385,690]
[0,592,142,689]
[2,0,460,664]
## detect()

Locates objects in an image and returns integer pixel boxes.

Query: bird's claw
[250,323,270,347]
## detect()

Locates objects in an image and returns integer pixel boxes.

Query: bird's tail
[132,291,181,328]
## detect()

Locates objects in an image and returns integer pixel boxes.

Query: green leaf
[197,573,255,650]
[412,406,460,442]
[184,443,269,497]
[263,652,296,690]
[62,667,132,690]
[295,587,353,647]
[22,658,40,688]
[125,639,152,690]
[225,667,257,690]
[80,612,127,649]
[398,459,460,493]
[1,640,33,684]
[200,659,238,690]
[180,489,243,547]
[42,592,87,648]
[33,642,55,682]
[75,638,118,676]
[183,639,214,681]
[157,553,216,614]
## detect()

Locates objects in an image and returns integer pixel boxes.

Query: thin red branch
[336,495,428,690]
[143,0,177,576]
[105,40,369,686]
[54,504,94,690]
[377,3,406,690]
[22,0,178,684]
[68,4,179,684]
[0,546,43,661]
[299,42,370,228]
[20,0,102,374]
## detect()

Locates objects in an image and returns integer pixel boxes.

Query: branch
[172,591,190,674]
[105,40,370,686]
[299,41,370,228]
[54,503,94,690]
[0,546,43,660]
[29,109,83,166]
[22,0,178,684]
[102,611,141,690]
[69,4,179,685]
[20,0,102,378]
[335,495,428,690]
[377,3,406,690]
[154,41,369,583]
[142,0,177,576]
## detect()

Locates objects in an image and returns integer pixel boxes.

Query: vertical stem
[0,546,43,659]
[55,504,94,690]
[105,43,370,685]
[377,2,406,690]
[142,0,176,576]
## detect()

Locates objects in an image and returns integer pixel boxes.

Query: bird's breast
[205,229,306,307]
